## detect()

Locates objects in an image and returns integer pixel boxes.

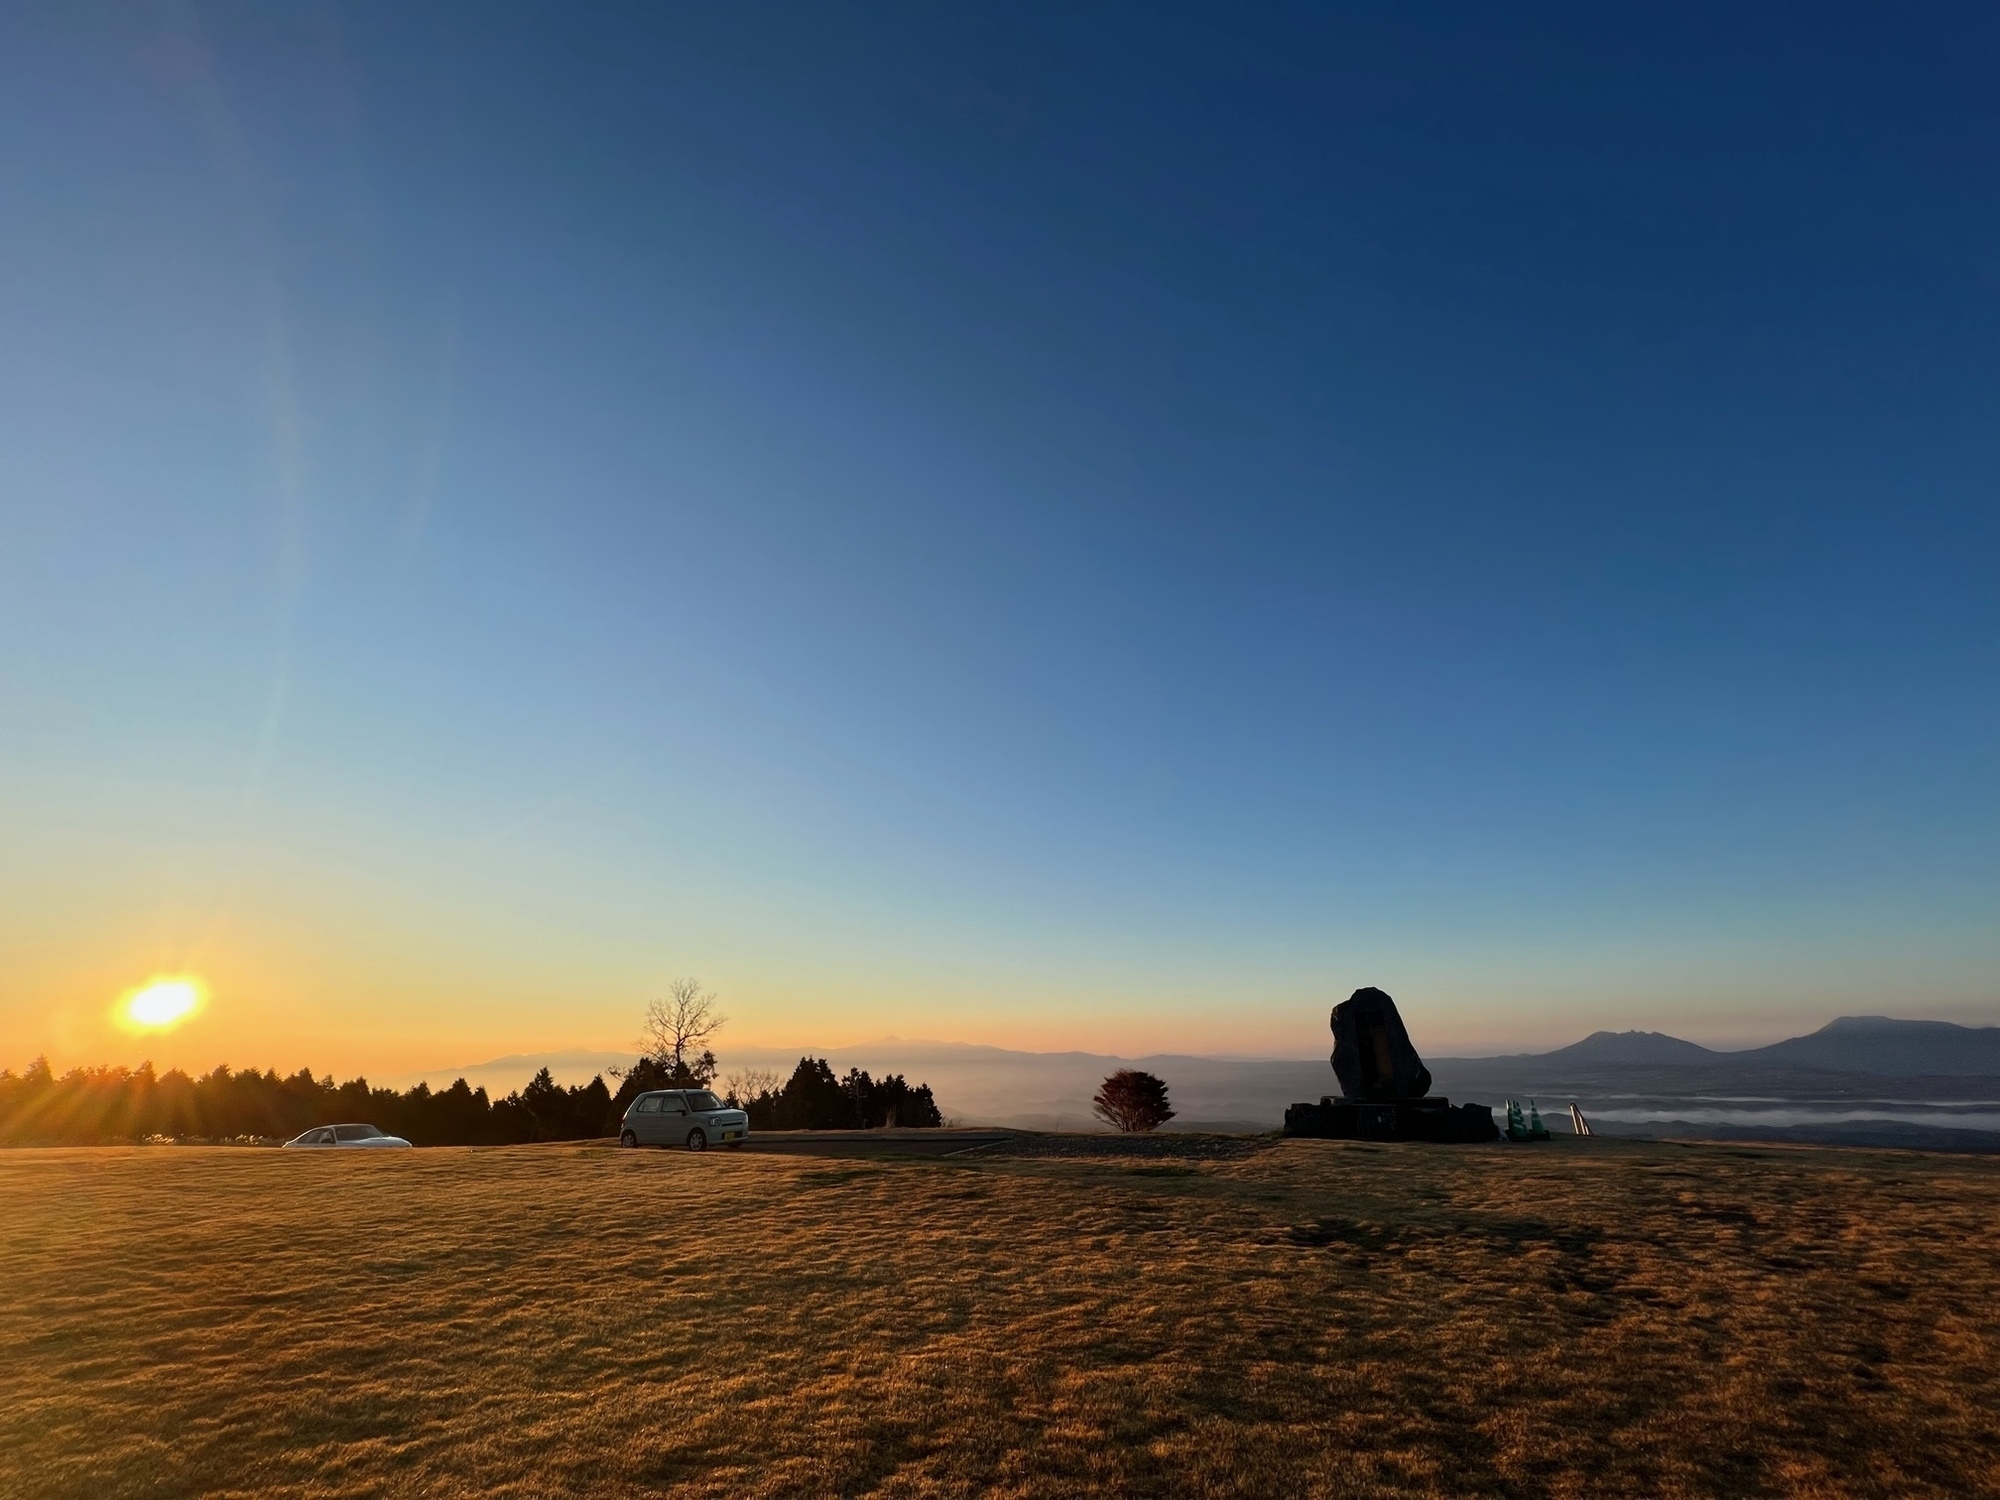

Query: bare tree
[638,978,727,1087]
[722,1068,781,1108]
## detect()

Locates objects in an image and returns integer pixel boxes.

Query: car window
[634,1095,660,1114]
[309,1128,335,1145]
[334,1125,381,1142]
[660,1094,687,1114]
[685,1091,723,1112]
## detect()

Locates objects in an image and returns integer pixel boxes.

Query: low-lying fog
[395,1038,2000,1150]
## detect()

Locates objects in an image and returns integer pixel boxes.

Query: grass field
[5,1137,1998,1498]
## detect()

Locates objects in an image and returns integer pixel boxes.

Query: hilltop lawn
[4,1137,1997,1497]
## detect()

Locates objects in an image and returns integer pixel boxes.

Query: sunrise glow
[116,978,205,1034]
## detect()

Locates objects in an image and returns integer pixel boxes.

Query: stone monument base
[1283,1095,1499,1144]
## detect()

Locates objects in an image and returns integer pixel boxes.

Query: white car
[282,1123,412,1148]
[619,1089,749,1150]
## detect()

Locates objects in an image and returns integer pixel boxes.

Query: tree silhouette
[1092,1069,1175,1133]
[723,1057,944,1131]
[0,1056,628,1146]
[0,1046,941,1144]
[637,978,725,1087]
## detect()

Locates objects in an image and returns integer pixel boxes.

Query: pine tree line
[730,1056,943,1130]
[0,1052,942,1145]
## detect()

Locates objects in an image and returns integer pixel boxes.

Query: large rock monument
[1285,987,1499,1143]
[1331,985,1433,1101]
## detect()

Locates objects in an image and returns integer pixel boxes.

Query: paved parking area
[732,1128,1017,1157]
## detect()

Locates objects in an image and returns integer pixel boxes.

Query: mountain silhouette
[1454,1016,2000,1077]
[1736,1016,2000,1076]
[384,1016,2000,1136]
[1539,1030,1722,1065]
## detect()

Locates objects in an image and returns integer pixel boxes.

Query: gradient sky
[4,3,1998,1075]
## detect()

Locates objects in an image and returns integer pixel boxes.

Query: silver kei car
[281,1123,413,1148]
[619,1089,748,1151]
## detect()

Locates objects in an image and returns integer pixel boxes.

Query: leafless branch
[722,1068,781,1107]
[640,977,727,1074]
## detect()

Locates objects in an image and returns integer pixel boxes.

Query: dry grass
[4,1137,1998,1498]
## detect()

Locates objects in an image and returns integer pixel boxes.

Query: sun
[116,977,206,1033]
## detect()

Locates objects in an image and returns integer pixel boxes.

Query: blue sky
[3,4,1997,1070]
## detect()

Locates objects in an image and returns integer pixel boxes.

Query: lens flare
[117,978,205,1033]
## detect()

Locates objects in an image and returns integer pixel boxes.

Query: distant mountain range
[1463,1016,2000,1077]
[390,1016,2000,1146]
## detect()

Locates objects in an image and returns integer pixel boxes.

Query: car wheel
[686,1128,707,1152]
[620,1131,637,1148]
